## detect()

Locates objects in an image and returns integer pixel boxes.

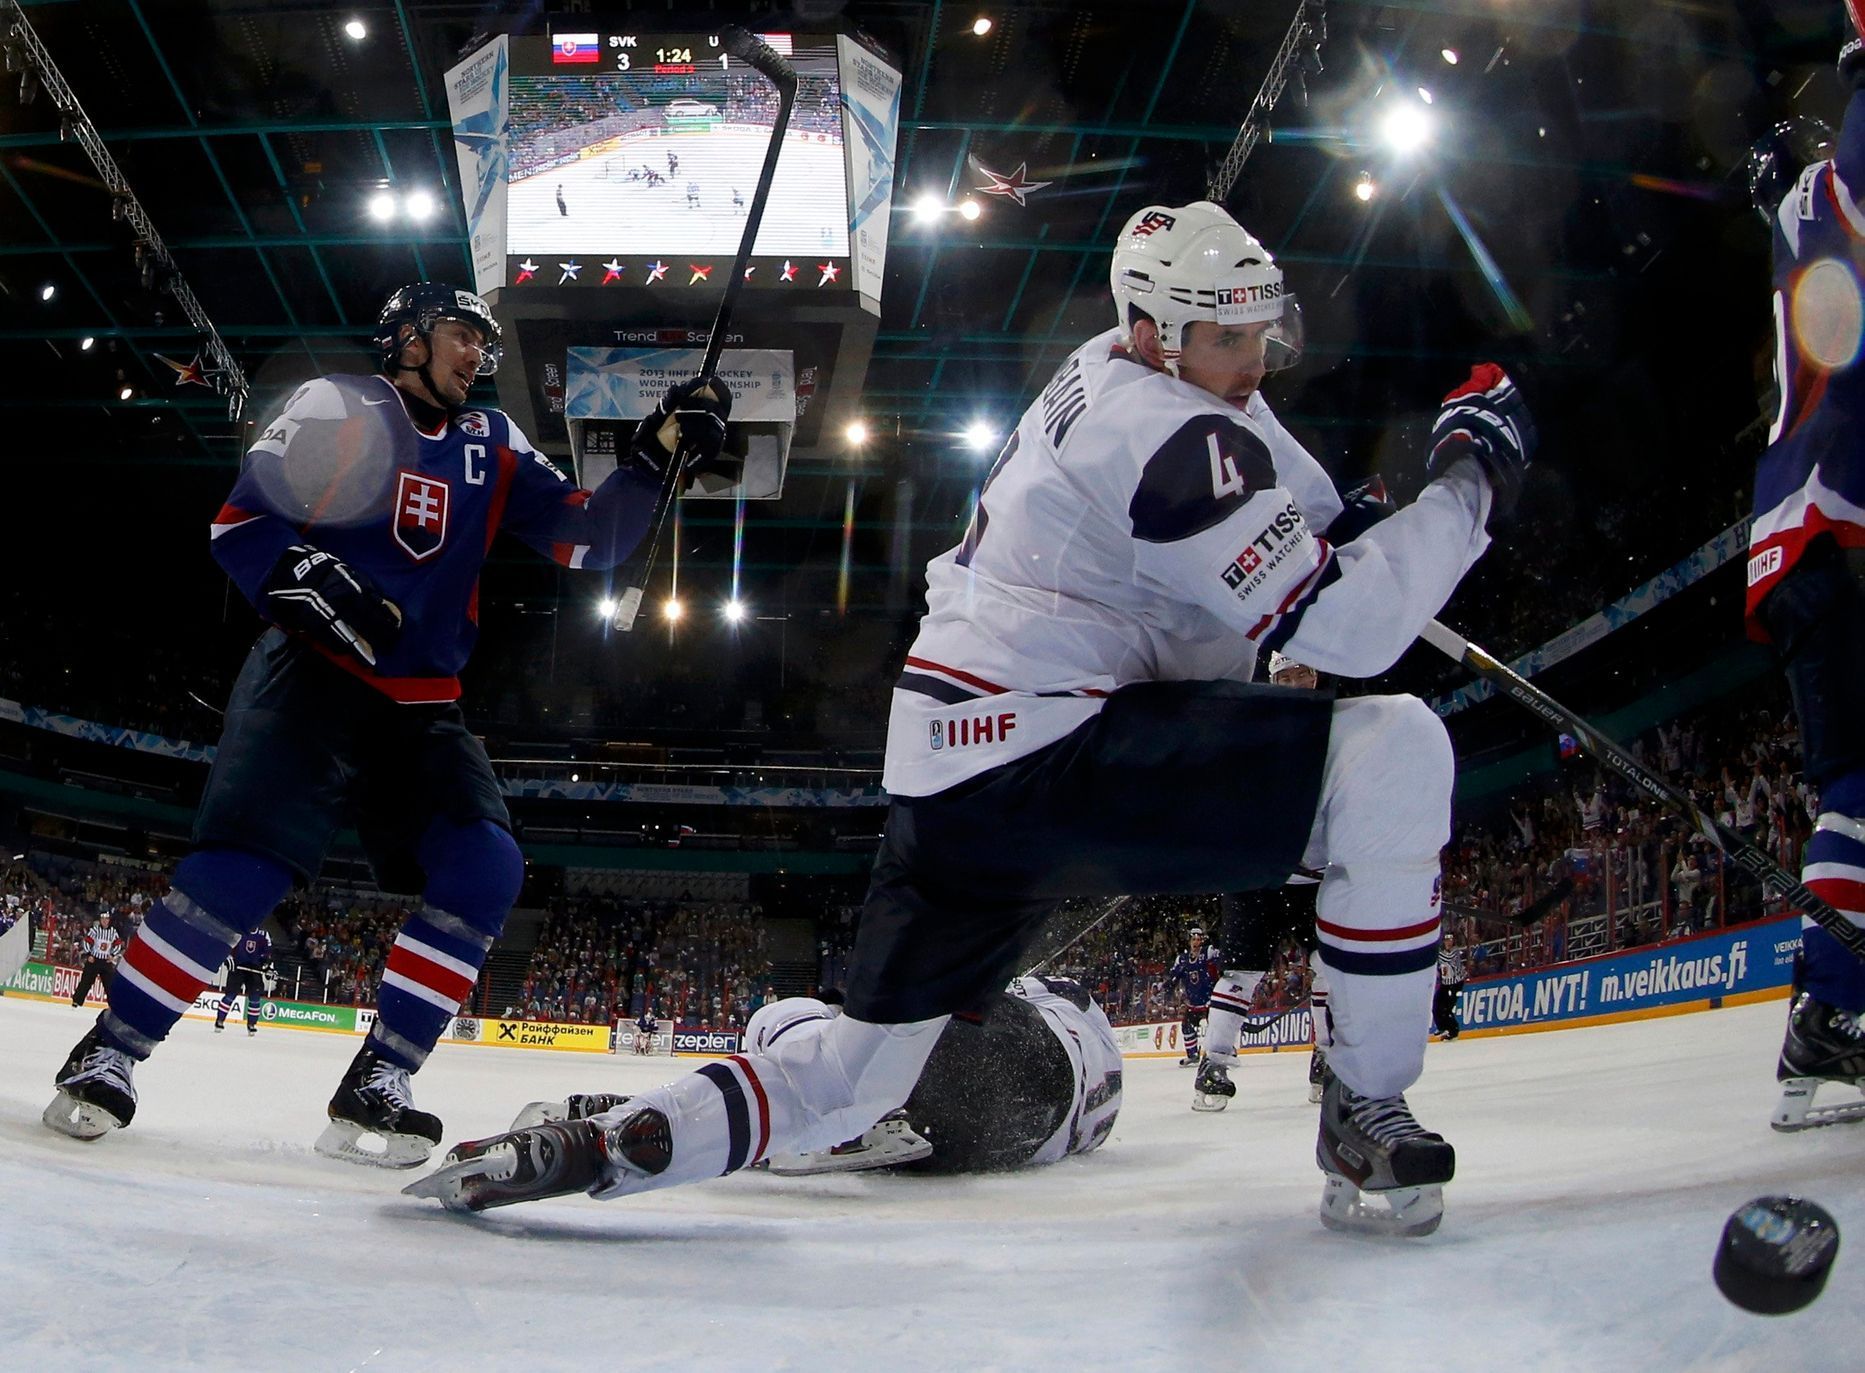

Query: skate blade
[1318,1174,1444,1237]
[401,1144,518,1212]
[1308,1086,1324,1105]
[41,1091,124,1140]
[766,1120,933,1176]
[314,1118,434,1170]
[1771,1077,1865,1132]
[509,1100,570,1131]
[1190,1092,1231,1113]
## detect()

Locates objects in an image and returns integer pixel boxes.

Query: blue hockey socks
[1799,772,1865,1010]
[368,818,523,1071]
[100,848,291,1059]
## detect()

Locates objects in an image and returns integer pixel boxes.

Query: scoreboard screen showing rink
[505,29,851,278]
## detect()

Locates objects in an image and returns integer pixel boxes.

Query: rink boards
[5,912,1803,1059]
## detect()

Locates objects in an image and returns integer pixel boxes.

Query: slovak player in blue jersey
[44,282,731,1165]
[1747,8,1865,1130]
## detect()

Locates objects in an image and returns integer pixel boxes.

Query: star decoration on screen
[688,264,713,285]
[973,160,1054,207]
[601,258,625,284]
[154,352,210,387]
[780,260,798,282]
[514,258,538,284]
[646,260,668,284]
[817,261,841,287]
[557,260,581,284]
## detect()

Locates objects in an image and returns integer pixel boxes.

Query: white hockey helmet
[1268,651,1319,685]
[1110,200,1302,377]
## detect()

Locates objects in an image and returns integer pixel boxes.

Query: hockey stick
[1441,877,1575,930]
[1420,619,1864,959]
[1022,895,1133,976]
[613,26,799,633]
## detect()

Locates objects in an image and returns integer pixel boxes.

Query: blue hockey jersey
[212,373,661,702]
[232,930,272,970]
[1749,86,1865,634]
[1167,945,1222,1006]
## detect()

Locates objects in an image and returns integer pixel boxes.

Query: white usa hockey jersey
[1008,976,1124,1164]
[884,327,1493,796]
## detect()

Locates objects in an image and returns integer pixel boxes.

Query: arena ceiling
[0,0,1845,749]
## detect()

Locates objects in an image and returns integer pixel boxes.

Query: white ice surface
[507,129,850,260]
[3,996,1861,1372]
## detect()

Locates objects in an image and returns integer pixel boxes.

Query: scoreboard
[443,26,901,460]
[503,29,852,291]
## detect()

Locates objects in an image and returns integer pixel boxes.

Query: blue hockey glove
[626,376,734,484]
[261,544,403,668]
[1425,363,1537,522]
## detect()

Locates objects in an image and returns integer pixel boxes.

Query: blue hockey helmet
[374,282,503,376]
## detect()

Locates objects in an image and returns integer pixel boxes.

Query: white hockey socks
[1203,971,1263,1066]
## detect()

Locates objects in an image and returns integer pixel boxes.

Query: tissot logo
[1221,500,1305,592]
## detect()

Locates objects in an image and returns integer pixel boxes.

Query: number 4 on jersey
[1208,431,1252,499]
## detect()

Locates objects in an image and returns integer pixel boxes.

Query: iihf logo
[929,720,945,751]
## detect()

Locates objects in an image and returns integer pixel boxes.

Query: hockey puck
[1712,1196,1840,1315]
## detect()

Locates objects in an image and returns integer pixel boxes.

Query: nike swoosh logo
[364,398,394,406]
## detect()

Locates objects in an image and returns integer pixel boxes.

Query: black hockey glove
[1324,475,1396,545]
[1424,363,1536,523]
[625,376,734,484]
[261,544,403,669]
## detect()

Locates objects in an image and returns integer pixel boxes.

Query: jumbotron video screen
[505,29,851,285]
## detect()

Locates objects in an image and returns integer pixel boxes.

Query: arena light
[1354,174,1377,203]
[38,282,55,301]
[1416,86,1434,105]
[962,421,996,452]
[344,18,367,41]
[117,384,133,400]
[366,190,397,222]
[723,599,747,623]
[1441,48,1459,65]
[79,335,94,350]
[404,189,436,221]
[663,598,684,623]
[958,199,982,222]
[972,17,994,37]
[1379,100,1434,155]
[912,193,945,223]
[845,420,870,446]
[597,596,617,618]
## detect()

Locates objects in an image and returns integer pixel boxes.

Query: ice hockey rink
[3,995,1858,1372]
[508,128,851,260]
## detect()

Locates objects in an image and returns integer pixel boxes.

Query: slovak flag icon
[552,33,599,63]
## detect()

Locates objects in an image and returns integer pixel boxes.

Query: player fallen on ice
[43,282,731,1166]
[407,201,1534,1236]
[471,976,1122,1197]
[1746,7,1865,1131]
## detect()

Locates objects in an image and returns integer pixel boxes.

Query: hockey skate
[764,1109,933,1176]
[1191,1059,1236,1113]
[509,1092,635,1130]
[43,1026,138,1140]
[1307,1049,1327,1105]
[403,1108,672,1212]
[1771,992,1865,1131]
[315,1045,443,1169]
[1315,1070,1454,1237]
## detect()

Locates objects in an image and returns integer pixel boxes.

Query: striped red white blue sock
[369,907,493,1070]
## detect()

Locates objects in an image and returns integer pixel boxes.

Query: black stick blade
[718,23,798,86]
